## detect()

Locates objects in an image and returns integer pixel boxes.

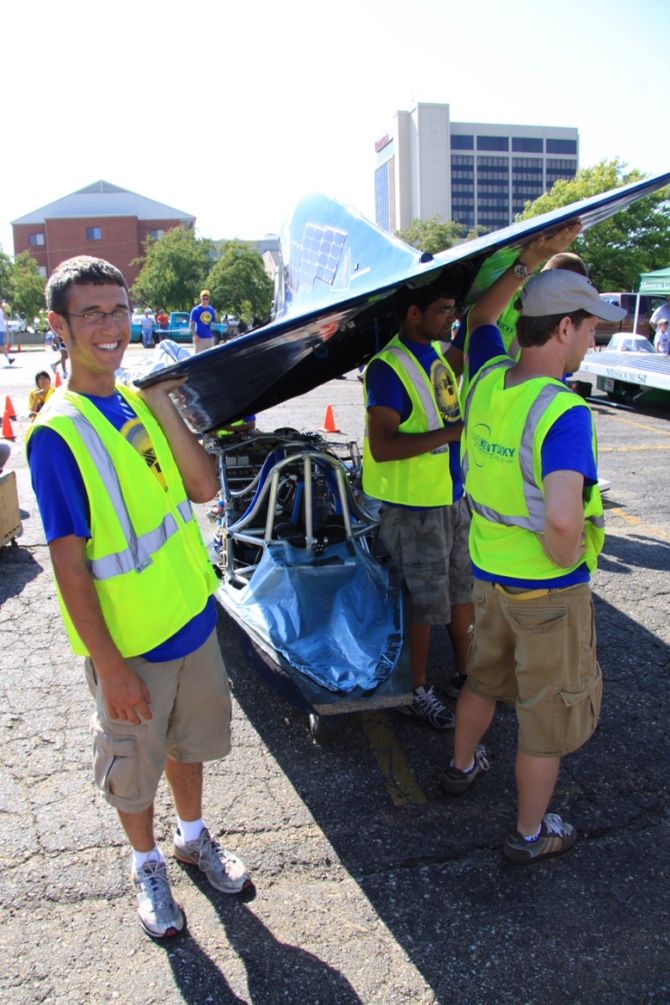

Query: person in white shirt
[653,318,670,354]
[650,297,670,331]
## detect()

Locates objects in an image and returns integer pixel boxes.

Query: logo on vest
[472,423,516,467]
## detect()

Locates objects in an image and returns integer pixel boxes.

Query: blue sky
[2,0,667,257]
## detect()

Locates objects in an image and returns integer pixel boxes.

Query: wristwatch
[513,261,530,280]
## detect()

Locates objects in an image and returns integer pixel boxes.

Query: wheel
[308,712,342,743]
[308,713,321,739]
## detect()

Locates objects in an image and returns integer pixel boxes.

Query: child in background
[28,371,54,421]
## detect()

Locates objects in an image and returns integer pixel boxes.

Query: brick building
[11,180,195,286]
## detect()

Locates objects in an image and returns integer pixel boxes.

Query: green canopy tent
[639,266,670,295]
[632,266,670,331]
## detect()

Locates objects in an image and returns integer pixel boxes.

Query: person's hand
[520,222,582,272]
[139,377,187,413]
[99,662,153,724]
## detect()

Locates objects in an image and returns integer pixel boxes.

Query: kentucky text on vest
[473,433,516,460]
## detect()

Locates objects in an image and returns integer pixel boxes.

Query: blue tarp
[224,539,402,693]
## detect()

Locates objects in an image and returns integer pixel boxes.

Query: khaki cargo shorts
[84,629,232,813]
[379,496,473,625]
[466,579,602,757]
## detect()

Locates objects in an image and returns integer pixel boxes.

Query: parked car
[606,333,655,353]
[7,315,28,335]
[595,293,653,345]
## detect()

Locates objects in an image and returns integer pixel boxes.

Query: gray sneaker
[131,858,184,939]
[441,744,490,796]
[397,685,454,730]
[174,826,253,895]
[503,813,577,866]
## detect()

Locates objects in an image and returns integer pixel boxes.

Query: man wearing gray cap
[443,227,626,866]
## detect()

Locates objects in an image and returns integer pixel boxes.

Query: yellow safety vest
[463,359,604,578]
[362,335,461,507]
[27,386,218,657]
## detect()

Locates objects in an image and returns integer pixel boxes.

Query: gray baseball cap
[520,270,626,321]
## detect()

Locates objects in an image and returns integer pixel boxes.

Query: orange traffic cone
[54,370,63,387]
[320,404,341,433]
[4,395,16,421]
[2,410,15,441]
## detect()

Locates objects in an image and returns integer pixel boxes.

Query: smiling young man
[444,229,627,866]
[362,278,473,729]
[27,257,252,938]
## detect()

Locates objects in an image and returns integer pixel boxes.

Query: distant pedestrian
[189,290,217,353]
[653,318,669,354]
[0,308,14,365]
[51,331,69,377]
[140,308,155,348]
[155,308,169,342]
[650,296,670,332]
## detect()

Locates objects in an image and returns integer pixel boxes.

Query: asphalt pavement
[1,346,668,1005]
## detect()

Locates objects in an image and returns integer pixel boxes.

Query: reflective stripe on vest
[385,346,443,433]
[464,361,604,533]
[43,399,193,579]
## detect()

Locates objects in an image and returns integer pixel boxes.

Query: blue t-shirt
[28,391,216,661]
[467,325,597,588]
[366,336,464,508]
[190,303,217,338]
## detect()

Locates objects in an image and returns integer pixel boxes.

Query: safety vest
[459,246,521,402]
[362,335,461,507]
[216,419,248,438]
[462,359,604,578]
[27,386,218,657]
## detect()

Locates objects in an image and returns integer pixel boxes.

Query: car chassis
[204,427,411,737]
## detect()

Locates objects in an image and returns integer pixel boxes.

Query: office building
[374,102,578,234]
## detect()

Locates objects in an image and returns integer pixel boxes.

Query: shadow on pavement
[0,544,43,604]
[218,581,669,1004]
[161,871,363,1005]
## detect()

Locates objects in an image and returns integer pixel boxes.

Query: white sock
[132,846,164,870]
[521,825,542,843]
[177,817,204,842]
[450,758,475,774]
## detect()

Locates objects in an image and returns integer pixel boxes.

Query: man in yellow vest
[363,278,473,729]
[27,257,253,939]
[444,227,626,866]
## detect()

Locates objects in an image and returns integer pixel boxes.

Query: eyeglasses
[426,305,457,317]
[62,308,131,325]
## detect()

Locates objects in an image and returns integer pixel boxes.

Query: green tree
[517,159,670,291]
[206,241,274,323]
[131,227,214,311]
[10,252,46,321]
[0,251,13,301]
[397,216,482,255]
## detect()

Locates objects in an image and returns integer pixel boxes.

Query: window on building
[451,134,474,150]
[546,158,578,187]
[375,162,391,232]
[512,137,543,153]
[148,229,166,241]
[86,226,102,241]
[37,266,47,278]
[477,136,509,152]
[28,232,45,247]
[546,139,577,155]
